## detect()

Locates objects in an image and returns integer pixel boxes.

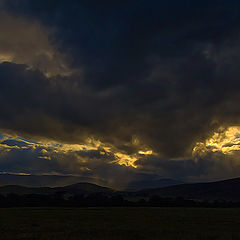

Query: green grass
[0,207,239,240]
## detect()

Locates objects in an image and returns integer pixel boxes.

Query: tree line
[0,192,240,207]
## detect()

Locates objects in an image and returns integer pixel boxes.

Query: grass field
[0,207,239,240]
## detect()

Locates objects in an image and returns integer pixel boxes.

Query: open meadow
[0,207,239,240]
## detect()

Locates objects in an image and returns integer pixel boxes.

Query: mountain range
[0,175,240,202]
[0,173,182,190]
[137,177,240,201]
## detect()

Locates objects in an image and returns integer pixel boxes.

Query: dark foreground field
[0,207,239,240]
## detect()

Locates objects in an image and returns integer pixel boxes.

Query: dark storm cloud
[0,143,55,174]
[1,0,240,164]
[1,139,30,148]
[0,137,143,188]
[136,152,240,182]
[0,10,70,76]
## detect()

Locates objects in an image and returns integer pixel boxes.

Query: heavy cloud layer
[1,1,240,183]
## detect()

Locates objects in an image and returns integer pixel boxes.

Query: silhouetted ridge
[139,177,240,201]
[61,182,112,192]
[1,177,240,207]
[126,178,183,190]
[0,182,112,196]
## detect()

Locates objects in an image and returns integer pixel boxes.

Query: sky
[1,0,240,188]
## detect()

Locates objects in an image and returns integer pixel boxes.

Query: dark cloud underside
[1,0,240,183]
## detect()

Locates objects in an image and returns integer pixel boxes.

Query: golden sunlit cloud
[193,126,240,155]
[0,54,12,62]
[39,156,51,160]
[32,137,155,168]
[138,150,153,155]
[0,133,155,169]
[114,152,138,168]
[0,172,31,176]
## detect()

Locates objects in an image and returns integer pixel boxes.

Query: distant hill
[126,178,183,190]
[1,176,240,202]
[138,177,240,201]
[60,182,113,194]
[0,173,106,187]
[0,185,53,195]
[0,182,112,196]
[0,173,182,190]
